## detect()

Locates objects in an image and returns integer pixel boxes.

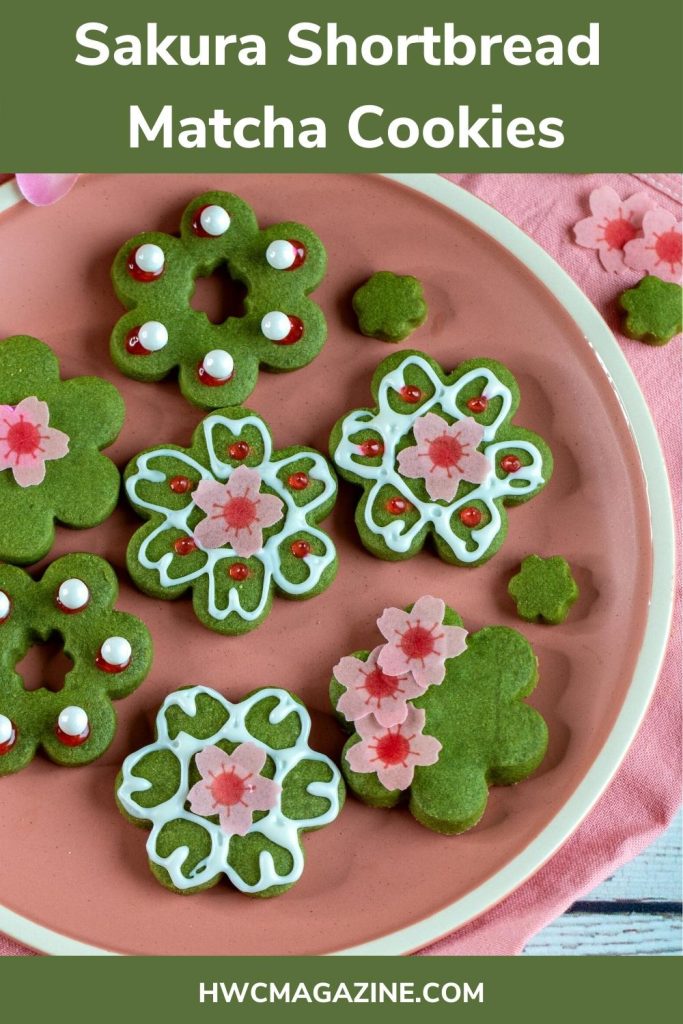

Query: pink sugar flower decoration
[573,186,655,273]
[346,705,441,792]
[397,412,490,504]
[0,397,69,487]
[193,464,284,557]
[334,645,426,728]
[15,174,80,207]
[623,208,683,284]
[377,595,467,690]
[187,742,280,837]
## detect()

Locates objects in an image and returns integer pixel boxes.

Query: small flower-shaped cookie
[0,554,152,776]
[111,191,327,409]
[353,271,428,342]
[330,351,553,567]
[116,685,344,896]
[0,337,124,564]
[125,407,338,634]
[619,275,682,345]
[508,554,579,624]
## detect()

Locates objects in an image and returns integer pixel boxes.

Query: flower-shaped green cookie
[116,685,344,896]
[111,191,327,409]
[0,554,153,776]
[353,272,427,342]
[508,554,579,624]
[0,336,124,564]
[619,275,682,345]
[125,407,338,635]
[330,350,553,567]
[330,600,548,834]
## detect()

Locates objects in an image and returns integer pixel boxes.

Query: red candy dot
[169,475,193,494]
[55,724,90,747]
[229,563,250,581]
[0,723,17,756]
[291,540,311,558]
[386,496,411,515]
[359,439,384,458]
[459,506,482,527]
[197,361,233,387]
[467,396,488,414]
[125,326,151,356]
[400,385,422,404]
[127,247,163,283]
[288,471,309,491]
[279,315,305,345]
[287,240,307,270]
[229,441,250,460]
[174,537,197,556]
[500,454,522,474]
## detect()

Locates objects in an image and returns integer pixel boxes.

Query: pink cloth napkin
[1,173,680,957]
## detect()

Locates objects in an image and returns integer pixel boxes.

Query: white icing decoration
[57,578,89,611]
[0,714,14,745]
[261,311,292,342]
[138,321,168,352]
[100,636,131,667]
[135,243,164,274]
[0,590,10,621]
[333,354,546,564]
[57,706,88,738]
[199,205,230,237]
[117,686,342,894]
[202,349,234,381]
[265,239,296,270]
[125,414,337,625]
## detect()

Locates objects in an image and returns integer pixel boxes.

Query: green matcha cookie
[0,554,153,776]
[508,554,579,624]
[116,685,344,896]
[0,336,124,564]
[111,192,327,409]
[619,275,682,345]
[329,596,548,834]
[125,407,338,635]
[330,350,553,567]
[353,271,427,342]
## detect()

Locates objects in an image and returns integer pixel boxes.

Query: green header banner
[0,954,679,1023]
[1,0,681,170]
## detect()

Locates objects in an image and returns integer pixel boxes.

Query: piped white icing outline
[333,354,547,564]
[126,413,337,623]
[117,686,342,894]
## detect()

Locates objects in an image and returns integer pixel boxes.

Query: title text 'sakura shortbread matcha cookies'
[0,336,124,564]
[116,685,344,897]
[329,596,548,834]
[0,554,153,776]
[111,192,328,409]
[125,407,338,634]
[330,350,552,567]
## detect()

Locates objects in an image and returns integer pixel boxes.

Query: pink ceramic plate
[0,174,673,955]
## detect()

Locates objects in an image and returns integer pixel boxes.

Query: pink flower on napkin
[187,742,280,836]
[0,397,69,487]
[377,595,468,690]
[623,208,683,284]
[573,186,655,273]
[193,464,283,557]
[15,174,79,207]
[346,705,441,792]
[334,645,425,727]
[397,412,491,503]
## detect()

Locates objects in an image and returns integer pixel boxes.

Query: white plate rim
[0,173,675,957]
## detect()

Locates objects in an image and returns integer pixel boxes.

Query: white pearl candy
[260,311,292,342]
[199,205,231,237]
[265,239,297,270]
[0,590,10,622]
[0,714,14,745]
[57,706,89,738]
[57,578,89,611]
[202,349,234,382]
[100,636,132,668]
[135,243,165,274]
[138,321,168,352]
